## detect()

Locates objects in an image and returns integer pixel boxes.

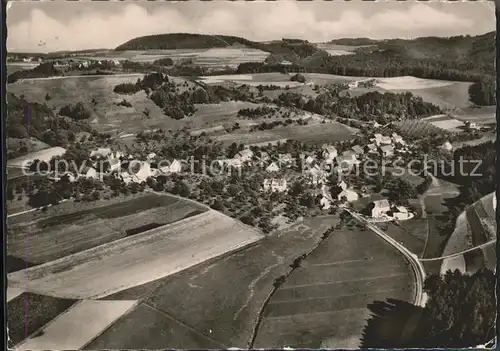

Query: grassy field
[16,300,137,351]
[99,216,339,348]
[253,224,416,348]
[442,192,496,258]
[7,292,78,347]
[7,193,206,265]
[8,209,263,299]
[374,221,426,257]
[216,121,357,146]
[422,114,465,132]
[83,303,225,349]
[453,106,496,124]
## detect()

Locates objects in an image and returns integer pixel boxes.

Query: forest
[360,269,496,348]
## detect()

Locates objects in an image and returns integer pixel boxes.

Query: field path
[14,73,144,82]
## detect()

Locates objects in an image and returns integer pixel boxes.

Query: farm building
[147,152,157,160]
[217,158,243,169]
[266,162,280,173]
[263,178,288,192]
[366,199,391,218]
[380,145,395,158]
[338,189,359,203]
[7,146,67,169]
[279,60,293,66]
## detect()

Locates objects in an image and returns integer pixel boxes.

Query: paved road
[344,208,427,307]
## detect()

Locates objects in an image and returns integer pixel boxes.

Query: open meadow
[15,300,138,351]
[7,193,206,265]
[8,208,264,299]
[215,121,358,146]
[90,216,340,348]
[253,223,416,348]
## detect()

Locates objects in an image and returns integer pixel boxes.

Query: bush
[290,73,306,83]
[113,83,141,94]
[59,102,92,120]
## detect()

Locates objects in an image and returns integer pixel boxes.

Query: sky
[6,0,496,53]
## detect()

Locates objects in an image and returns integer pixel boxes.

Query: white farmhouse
[278,153,293,165]
[307,164,327,185]
[320,196,332,210]
[80,166,99,180]
[266,162,280,173]
[368,199,391,218]
[321,145,338,164]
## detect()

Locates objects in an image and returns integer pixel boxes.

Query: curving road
[344,208,427,307]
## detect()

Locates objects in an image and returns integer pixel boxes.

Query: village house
[351,145,364,155]
[391,133,405,145]
[307,164,327,185]
[320,196,332,210]
[129,161,152,183]
[79,166,99,180]
[147,152,157,160]
[103,158,121,173]
[263,178,288,192]
[217,158,243,169]
[234,149,254,164]
[90,147,112,159]
[278,153,293,165]
[321,145,338,164]
[266,162,280,173]
[372,133,392,146]
[380,145,395,158]
[440,141,453,152]
[367,199,391,218]
[279,60,293,66]
[365,143,378,155]
[337,189,359,203]
[335,151,359,172]
[305,155,317,166]
[158,159,182,175]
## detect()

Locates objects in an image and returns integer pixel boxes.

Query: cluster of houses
[45,147,182,184]
[366,132,407,158]
[48,59,122,70]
